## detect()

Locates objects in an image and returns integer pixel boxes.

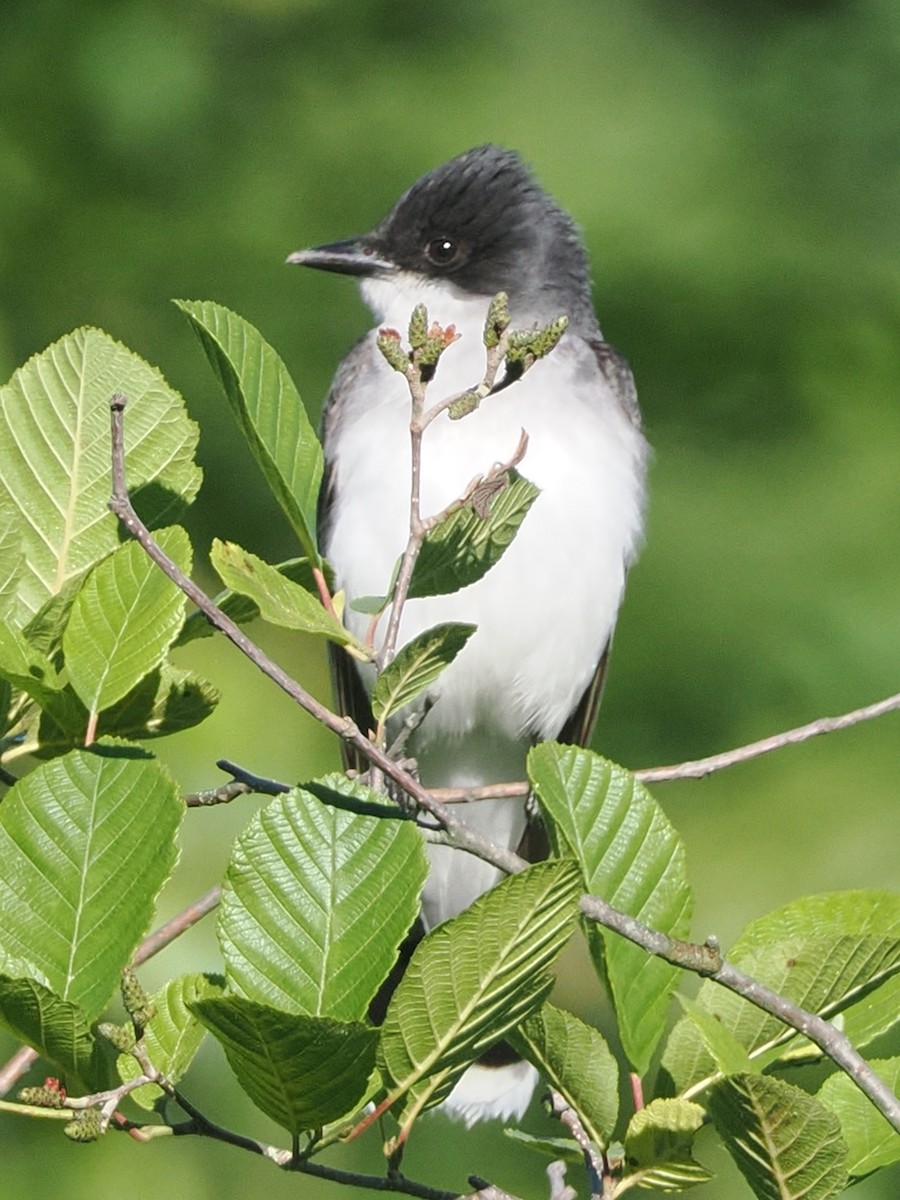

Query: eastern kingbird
[288,145,647,1123]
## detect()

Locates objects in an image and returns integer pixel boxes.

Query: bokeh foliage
[1,1,897,1197]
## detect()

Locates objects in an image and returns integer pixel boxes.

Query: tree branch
[107,392,900,1137]
[427,687,900,803]
[634,690,900,782]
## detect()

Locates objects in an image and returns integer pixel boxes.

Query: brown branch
[107,392,900,1138]
[0,884,223,1098]
[634,690,900,782]
[426,688,900,803]
[132,885,221,966]
[0,1045,39,1098]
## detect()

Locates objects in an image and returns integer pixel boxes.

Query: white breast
[325,273,647,754]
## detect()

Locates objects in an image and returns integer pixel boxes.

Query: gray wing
[317,338,378,771]
[591,336,642,428]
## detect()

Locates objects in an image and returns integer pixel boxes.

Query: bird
[287,144,647,1124]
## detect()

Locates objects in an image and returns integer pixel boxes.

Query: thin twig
[132,885,222,966]
[425,688,900,804]
[0,1045,39,1097]
[106,392,900,1137]
[546,1161,576,1200]
[634,690,900,782]
[0,884,223,1098]
[549,1090,603,1200]
[158,1088,464,1199]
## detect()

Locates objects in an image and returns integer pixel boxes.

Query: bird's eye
[424,237,458,266]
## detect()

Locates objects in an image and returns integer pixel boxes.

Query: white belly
[325,294,646,758]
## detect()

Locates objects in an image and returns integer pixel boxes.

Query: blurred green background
[1,0,898,1196]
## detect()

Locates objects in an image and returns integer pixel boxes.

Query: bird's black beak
[285,237,395,278]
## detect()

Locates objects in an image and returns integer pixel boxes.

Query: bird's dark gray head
[288,146,597,329]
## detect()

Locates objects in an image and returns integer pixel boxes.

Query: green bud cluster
[416,335,447,378]
[506,315,569,373]
[376,329,410,374]
[19,1084,65,1108]
[448,390,481,421]
[483,292,511,348]
[98,1020,136,1052]
[64,1109,104,1143]
[407,304,429,349]
[121,967,155,1033]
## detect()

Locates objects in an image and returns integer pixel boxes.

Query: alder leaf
[709,1073,847,1200]
[407,472,539,600]
[176,300,322,562]
[528,743,692,1074]
[371,622,476,723]
[818,1056,900,1180]
[191,996,376,1136]
[379,860,582,1132]
[0,327,200,628]
[63,527,191,716]
[663,890,900,1092]
[219,779,427,1021]
[210,539,367,654]
[511,1002,618,1148]
[0,743,182,1019]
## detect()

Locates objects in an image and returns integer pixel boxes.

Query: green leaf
[190,995,377,1136]
[663,890,900,1093]
[0,327,201,629]
[379,860,582,1129]
[818,1056,900,1179]
[0,620,65,708]
[118,974,225,1110]
[97,663,219,741]
[503,1129,583,1165]
[528,744,692,1074]
[0,974,106,1087]
[175,557,323,646]
[176,300,322,562]
[709,1073,847,1200]
[348,594,390,616]
[0,617,86,745]
[511,1002,618,1148]
[622,1098,712,1191]
[26,665,217,759]
[210,539,367,655]
[407,472,539,600]
[0,743,183,1019]
[0,509,23,626]
[219,778,427,1021]
[372,622,476,724]
[840,971,900,1053]
[63,527,191,716]
[675,993,755,1077]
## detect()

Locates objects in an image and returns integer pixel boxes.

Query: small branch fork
[374,300,522,675]
[102,391,900,1138]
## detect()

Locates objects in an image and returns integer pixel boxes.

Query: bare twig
[0,884,223,1098]
[132,885,222,966]
[107,392,900,1137]
[546,1161,576,1200]
[634,691,900,782]
[425,688,900,804]
[549,1090,603,1200]
[0,1045,40,1098]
